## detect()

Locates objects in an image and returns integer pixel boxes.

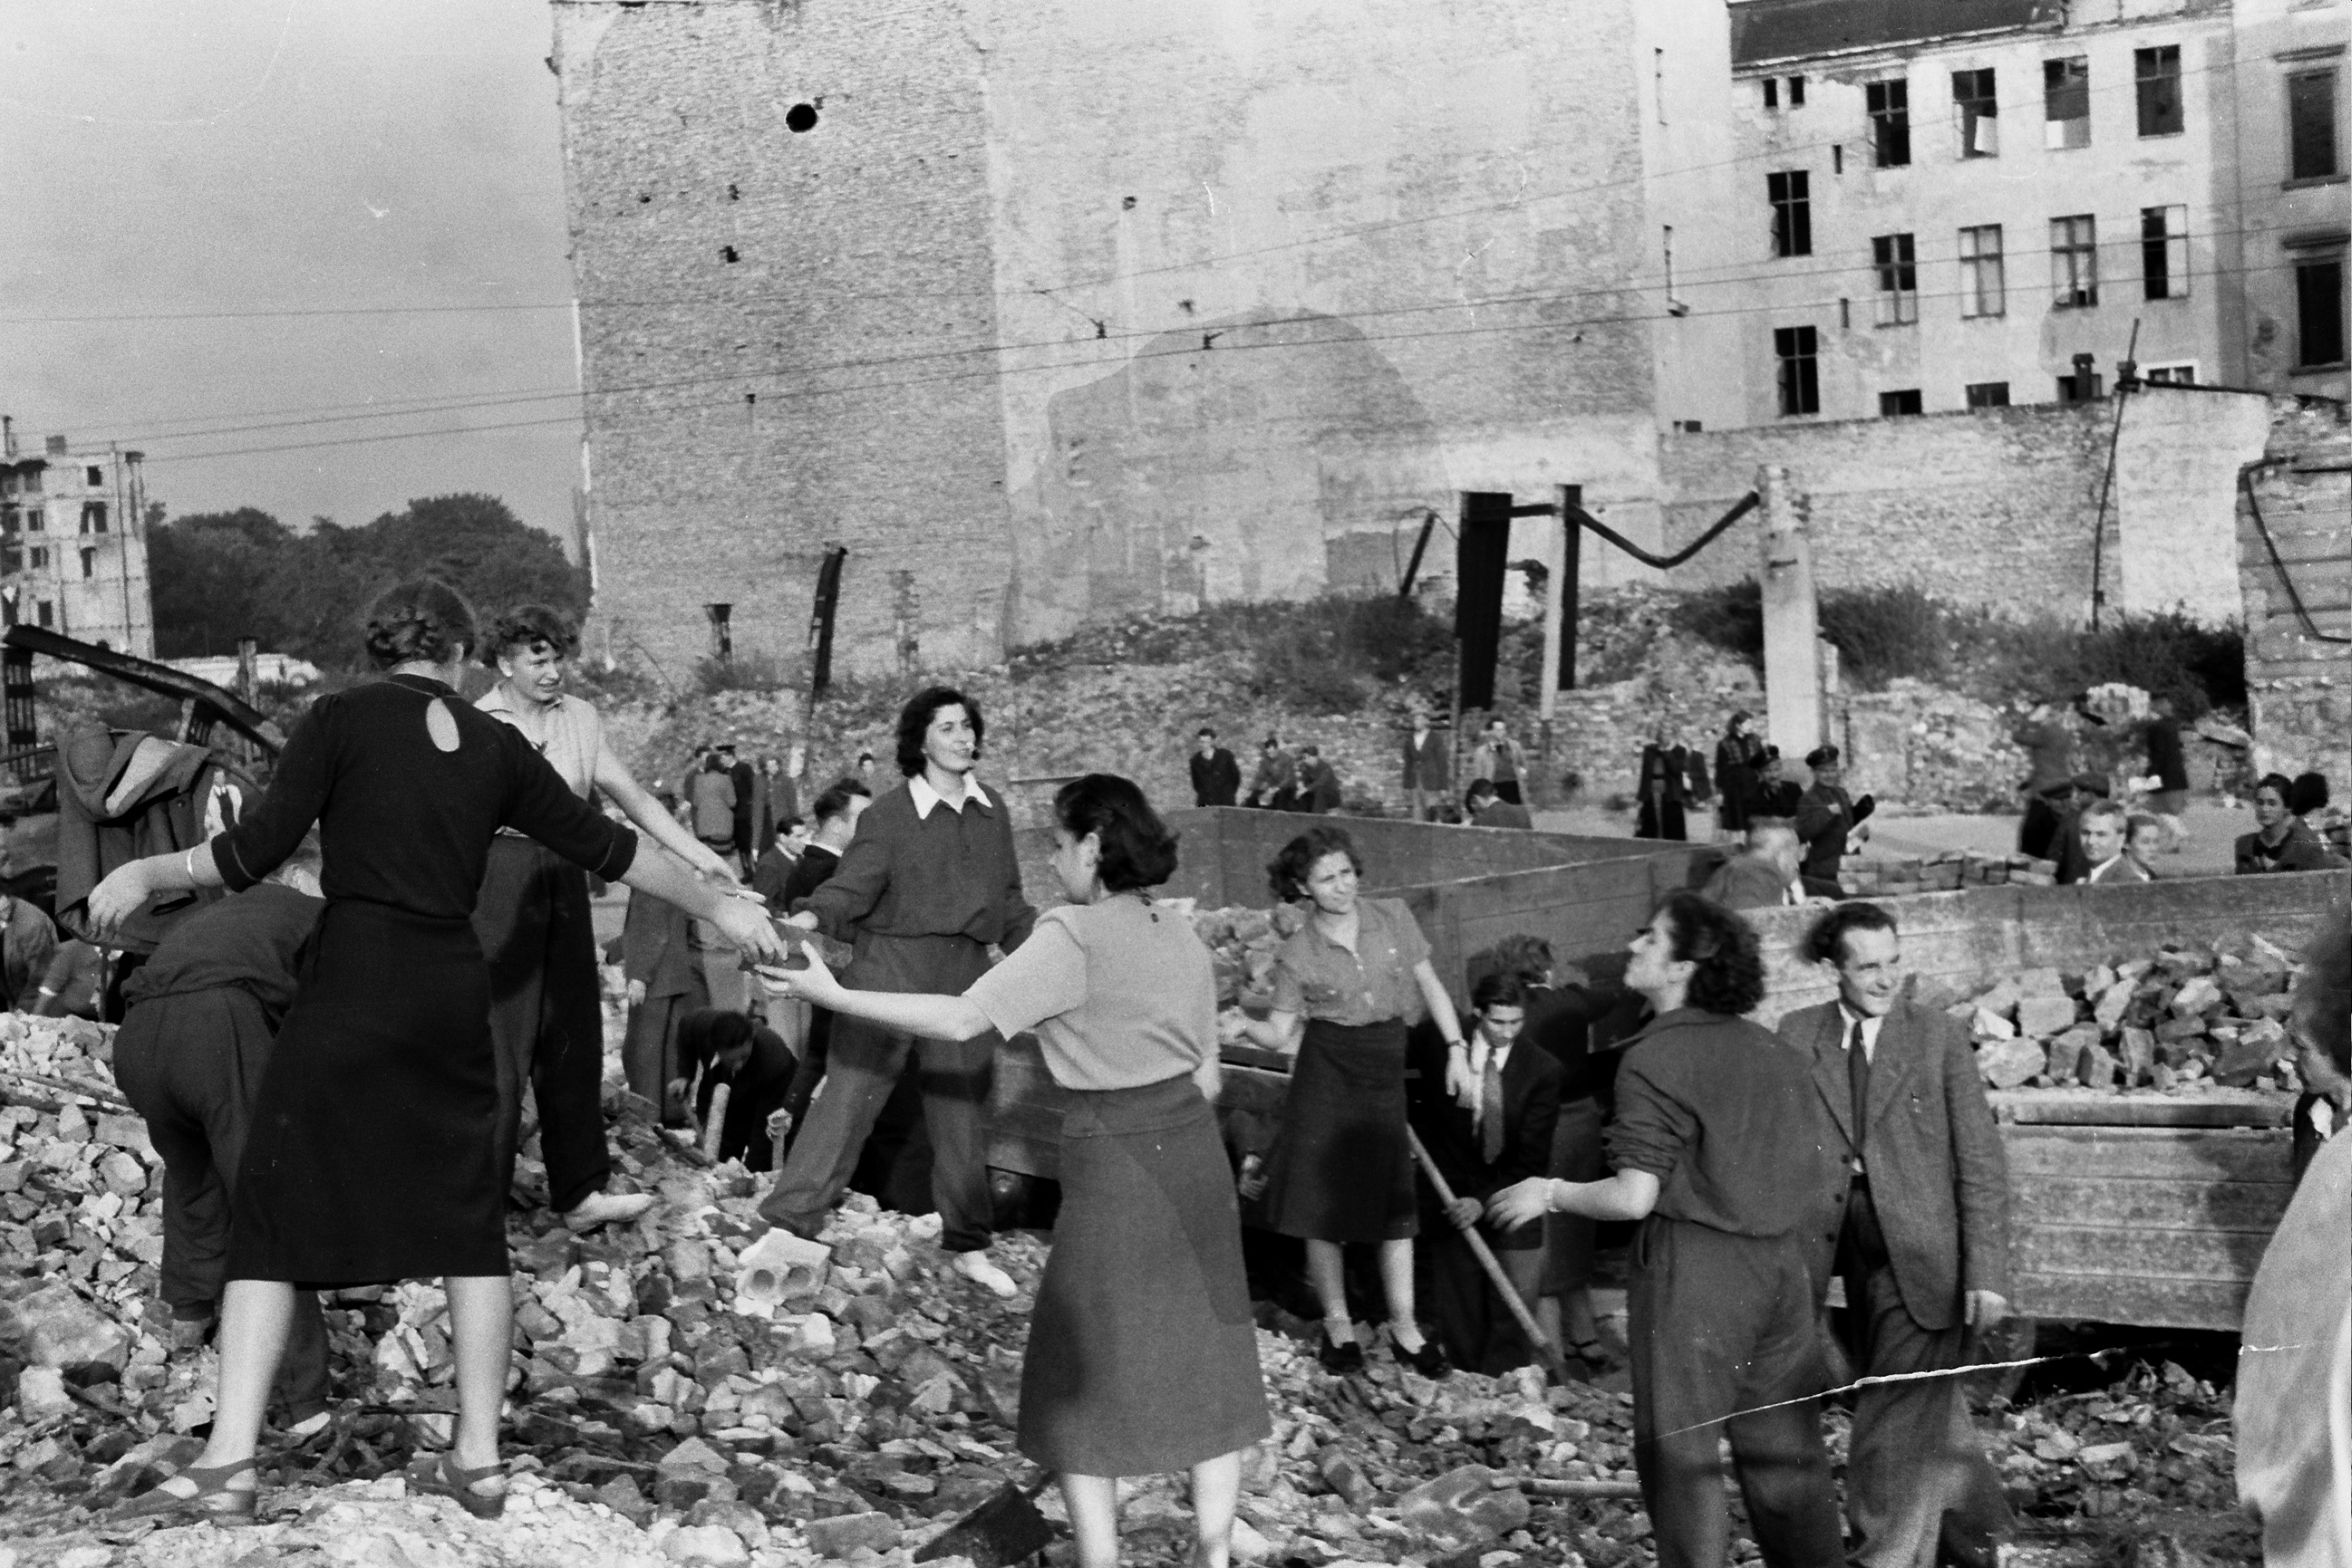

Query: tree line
[148,494,590,670]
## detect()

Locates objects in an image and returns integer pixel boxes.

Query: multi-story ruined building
[0,427,154,659]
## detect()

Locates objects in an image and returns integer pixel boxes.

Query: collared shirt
[476,686,603,799]
[1836,1004,1885,1065]
[1269,896,1432,1025]
[909,772,992,819]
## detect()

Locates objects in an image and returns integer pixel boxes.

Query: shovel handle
[1406,1126,1569,1382]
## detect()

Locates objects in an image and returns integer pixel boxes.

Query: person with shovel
[762,774,1268,1568]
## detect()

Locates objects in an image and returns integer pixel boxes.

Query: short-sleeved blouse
[965,897,1215,1092]
[1268,896,1431,1025]
[476,688,604,800]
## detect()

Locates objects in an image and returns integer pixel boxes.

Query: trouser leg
[479,839,549,1200]
[1422,1225,1486,1370]
[1846,1261,2012,1568]
[1724,1253,1841,1568]
[532,862,612,1214]
[915,1030,998,1253]
[113,1006,230,1316]
[1628,1222,1735,1568]
[758,1013,913,1236]
[1489,1241,1546,1373]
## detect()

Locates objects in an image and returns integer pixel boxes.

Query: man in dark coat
[1700,821,1804,912]
[1794,746,1872,897]
[1780,903,2013,1568]
[2009,703,2076,860]
[721,742,758,866]
[1465,779,1533,829]
[1408,972,1561,1374]
[0,887,60,1012]
[619,860,709,1122]
[1189,728,1241,808]
[1742,748,1803,822]
[1296,746,1344,813]
[1403,713,1451,821]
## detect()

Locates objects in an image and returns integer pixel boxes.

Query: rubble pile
[1989,1359,2240,1520]
[1956,933,2306,1095]
[1185,905,1303,1010]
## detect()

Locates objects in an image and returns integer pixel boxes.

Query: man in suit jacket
[1701,821,1806,912]
[1780,903,2013,1568]
[1408,971,1562,1374]
[1403,713,1451,821]
[1189,728,1241,808]
[2078,800,2150,884]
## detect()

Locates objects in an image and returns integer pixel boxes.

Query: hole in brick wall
[728,183,740,201]
[721,245,739,263]
[786,103,818,133]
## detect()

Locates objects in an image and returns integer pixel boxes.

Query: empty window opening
[1953,68,1998,157]
[1965,381,2012,408]
[2143,364,2198,385]
[2136,46,2183,137]
[1789,75,1806,106]
[79,501,106,534]
[1833,143,1845,174]
[1775,325,1820,416]
[35,601,51,629]
[2288,69,2341,181]
[1873,234,1918,325]
[1763,76,1778,108]
[2045,57,2090,149]
[82,465,102,487]
[2296,256,2347,367]
[1768,170,1811,256]
[78,547,94,581]
[1879,390,1924,416]
[785,103,819,133]
[1867,79,1911,166]
[2143,205,2189,299]
[1960,224,2006,318]
[2052,215,2099,307]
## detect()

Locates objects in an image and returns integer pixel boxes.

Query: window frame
[2286,67,2342,183]
[1872,233,1920,325]
[1878,389,1925,417]
[1959,223,2006,318]
[1762,76,1778,109]
[2141,205,2189,301]
[2051,214,2100,309]
[1768,169,1813,257]
[2043,56,2090,150]
[1789,74,1807,107]
[1952,67,1999,159]
[1774,325,1821,416]
[2136,45,2183,138]
[1965,381,2013,408]
[2295,253,2347,369]
[1867,78,1912,167]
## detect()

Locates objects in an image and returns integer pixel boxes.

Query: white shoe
[949,1250,1018,1299]
[564,1190,655,1232]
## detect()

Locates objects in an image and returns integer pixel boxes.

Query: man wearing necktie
[1780,904,2013,1568]
[1406,971,1562,1374]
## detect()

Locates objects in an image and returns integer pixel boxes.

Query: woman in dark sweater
[93,582,782,1525]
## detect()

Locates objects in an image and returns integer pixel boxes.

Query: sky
[0,1,582,544]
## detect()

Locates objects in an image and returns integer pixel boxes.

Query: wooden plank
[2013,1224,2277,1280]
[2010,1175,2296,1231]
[2009,1272,2251,1331]
[2002,1126,2294,1181]
[1990,1090,2292,1127]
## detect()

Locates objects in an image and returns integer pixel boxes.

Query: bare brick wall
[1657,404,2112,616]
[2238,401,2352,784]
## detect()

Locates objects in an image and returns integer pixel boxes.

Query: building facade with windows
[2229,0,2350,401]
[0,431,155,658]
[1657,0,2256,427]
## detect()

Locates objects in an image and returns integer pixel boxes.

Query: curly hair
[1804,901,1897,967]
[1471,970,1527,1013]
[894,686,983,778]
[1487,932,1555,988]
[1267,826,1363,902]
[1657,890,1767,1017]
[1054,773,1180,892]
[362,579,477,670]
[2296,902,2351,1077]
[481,604,579,665]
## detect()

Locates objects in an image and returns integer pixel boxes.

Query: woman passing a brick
[1239,825,1470,1376]
[87,581,784,1525]
[761,774,1269,1568]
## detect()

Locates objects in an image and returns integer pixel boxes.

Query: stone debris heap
[1958,932,2307,1095]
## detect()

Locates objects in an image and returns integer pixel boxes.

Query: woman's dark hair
[1490,932,1555,988]
[2296,902,2350,1077]
[677,1007,754,1074]
[1805,901,1898,967]
[895,686,982,778]
[1471,971,1527,1012]
[2289,771,2331,816]
[363,579,477,670]
[1268,826,1363,902]
[481,603,579,665]
[1655,890,1767,1017]
[1053,773,1180,892]
[2255,772,2296,807]
[810,777,872,826]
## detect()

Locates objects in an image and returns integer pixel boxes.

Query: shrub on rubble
[1668,580,1764,666]
[1820,583,1951,688]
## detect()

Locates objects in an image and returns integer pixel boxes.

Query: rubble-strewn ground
[2,996,2259,1568]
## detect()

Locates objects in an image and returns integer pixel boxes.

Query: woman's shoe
[1392,1337,1452,1379]
[416,1452,508,1521]
[111,1457,259,1526]
[1317,1338,1366,1374]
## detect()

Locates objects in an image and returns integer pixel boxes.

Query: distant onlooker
[2125,813,2167,880]
[1403,710,1451,822]
[721,742,757,865]
[1715,712,1768,836]
[1465,780,1532,830]
[1297,746,1344,815]
[1701,820,1805,911]
[2143,695,2190,815]
[1246,735,1298,812]
[1469,717,1529,806]
[2290,771,2351,862]
[1794,746,1872,897]
[688,750,739,869]
[2010,702,2078,860]
[0,888,60,1014]
[1189,728,1241,808]
[756,755,797,856]
[1635,735,1708,843]
[2238,774,2347,874]
[1742,748,1803,822]
[2079,800,2148,884]
[750,817,806,907]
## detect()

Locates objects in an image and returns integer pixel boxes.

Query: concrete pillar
[1758,464,1822,760]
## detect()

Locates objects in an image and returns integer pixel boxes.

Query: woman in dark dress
[762,775,1268,1568]
[1714,712,1766,837]
[1239,826,1468,1375]
[93,582,782,1524]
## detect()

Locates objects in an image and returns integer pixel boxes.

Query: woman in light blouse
[1240,825,1468,1376]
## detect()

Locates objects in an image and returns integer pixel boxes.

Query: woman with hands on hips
[96,580,786,1529]
[1236,826,1472,1377]
[760,774,1268,1568]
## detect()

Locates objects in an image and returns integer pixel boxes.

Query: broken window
[2058,365,2106,403]
[29,547,46,571]
[2052,215,2099,308]
[1867,79,1911,167]
[1878,390,1924,416]
[82,465,102,488]
[2143,364,2198,385]
[1953,69,1998,158]
[1774,325,1820,416]
[1768,170,1812,257]
[1965,381,2012,408]
[79,500,106,535]
[2288,69,2340,181]
[2298,256,2347,367]
[1789,75,1806,106]
[1763,76,1777,109]
[1873,234,1918,325]
[1959,224,2005,318]
[2044,58,2090,150]
[2136,46,2183,137]
[2142,205,2189,300]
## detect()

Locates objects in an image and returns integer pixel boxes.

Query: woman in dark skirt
[763,774,1268,1568]
[89,581,782,1525]
[1239,826,1469,1375]
[471,604,739,1231]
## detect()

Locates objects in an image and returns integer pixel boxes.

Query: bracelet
[1447,1038,1468,1051]
[183,848,199,885]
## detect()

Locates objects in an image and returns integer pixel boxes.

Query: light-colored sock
[1323,1316,1356,1348]
[1389,1320,1427,1353]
